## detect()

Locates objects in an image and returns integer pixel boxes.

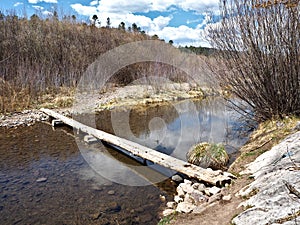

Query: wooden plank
[41,108,234,186]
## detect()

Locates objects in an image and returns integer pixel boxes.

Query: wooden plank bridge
[41,108,235,186]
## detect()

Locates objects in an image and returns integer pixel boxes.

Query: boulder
[171,174,183,182]
[186,142,229,170]
[176,202,196,213]
[178,182,194,194]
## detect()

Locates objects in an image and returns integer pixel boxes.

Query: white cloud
[14,2,23,7]
[42,10,53,16]
[179,0,219,12]
[70,1,220,47]
[32,5,44,10]
[70,4,98,16]
[90,1,99,6]
[152,25,200,41]
[28,0,58,4]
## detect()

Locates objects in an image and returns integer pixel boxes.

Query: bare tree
[207,0,300,121]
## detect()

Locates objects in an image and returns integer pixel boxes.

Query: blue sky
[0,0,220,47]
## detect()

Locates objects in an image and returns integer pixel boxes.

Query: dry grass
[230,116,300,174]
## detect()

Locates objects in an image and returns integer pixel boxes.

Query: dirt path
[170,177,251,225]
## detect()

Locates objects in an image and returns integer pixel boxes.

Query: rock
[174,195,183,203]
[197,183,206,192]
[204,189,211,196]
[105,202,121,213]
[36,177,47,183]
[178,182,194,194]
[232,131,300,225]
[91,212,102,220]
[293,121,300,131]
[184,193,194,204]
[159,195,166,202]
[190,190,208,204]
[162,209,175,217]
[176,186,185,197]
[223,172,237,179]
[166,201,176,209]
[107,190,115,195]
[192,183,199,189]
[222,194,232,201]
[184,179,192,185]
[171,174,183,182]
[186,142,229,170]
[208,193,223,204]
[176,202,196,213]
[208,186,221,195]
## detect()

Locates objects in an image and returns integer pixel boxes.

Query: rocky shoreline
[166,120,300,225]
[162,175,234,217]
[0,110,49,128]
[232,130,300,225]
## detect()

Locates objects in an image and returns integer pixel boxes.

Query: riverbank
[0,82,209,128]
[164,117,300,225]
[3,84,299,225]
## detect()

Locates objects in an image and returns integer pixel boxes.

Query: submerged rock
[186,142,229,170]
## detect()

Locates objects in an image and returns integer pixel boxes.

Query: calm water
[0,98,252,224]
[0,123,174,225]
[95,98,252,164]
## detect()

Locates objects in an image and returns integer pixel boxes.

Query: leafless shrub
[207,0,300,121]
[0,11,150,112]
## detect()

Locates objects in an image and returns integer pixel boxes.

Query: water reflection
[96,98,251,161]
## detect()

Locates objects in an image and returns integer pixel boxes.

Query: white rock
[174,195,183,203]
[176,186,185,197]
[183,179,192,185]
[204,189,211,196]
[162,209,175,217]
[179,182,194,194]
[223,172,237,179]
[232,131,300,225]
[166,201,176,209]
[36,177,47,183]
[176,202,196,213]
[197,183,206,192]
[208,186,221,195]
[222,194,232,201]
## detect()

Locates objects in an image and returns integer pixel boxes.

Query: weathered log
[41,108,234,186]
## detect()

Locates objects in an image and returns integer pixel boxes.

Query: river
[0,98,252,224]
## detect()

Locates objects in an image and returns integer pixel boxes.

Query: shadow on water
[0,123,173,225]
